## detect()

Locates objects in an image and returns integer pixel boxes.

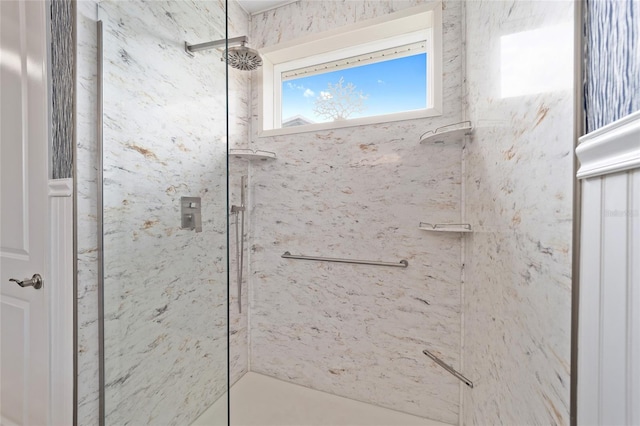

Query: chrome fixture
[281,252,409,268]
[231,176,247,313]
[181,196,202,232]
[418,120,473,144]
[9,274,44,289]
[184,35,262,71]
[423,349,473,388]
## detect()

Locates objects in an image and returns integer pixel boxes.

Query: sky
[281,53,427,124]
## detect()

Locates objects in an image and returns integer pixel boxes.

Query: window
[281,41,428,127]
[258,3,443,136]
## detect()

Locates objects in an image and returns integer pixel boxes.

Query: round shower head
[224,45,262,71]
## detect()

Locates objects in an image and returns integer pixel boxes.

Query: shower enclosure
[84,1,576,425]
[97,1,235,423]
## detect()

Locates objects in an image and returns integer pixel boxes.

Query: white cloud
[287,82,305,90]
[377,79,385,84]
[303,88,315,97]
[319,91,332,100]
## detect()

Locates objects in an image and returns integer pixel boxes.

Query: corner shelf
[419,121,473,144]
[229,149,276,161]
[419,222,472,233]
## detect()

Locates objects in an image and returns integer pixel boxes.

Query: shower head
[184,36,263,71]
[224,44,263,71]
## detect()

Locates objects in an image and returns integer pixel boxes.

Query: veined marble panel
[228,0,252,387]
[76,1,251,424]
[99,1,228,424]
[463,1,574,425]
[76,2,100,424]
[248,1,465,423]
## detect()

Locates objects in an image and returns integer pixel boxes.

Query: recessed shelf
[419,222,472,233]
[419,121,473,144]
[229,149,276,161]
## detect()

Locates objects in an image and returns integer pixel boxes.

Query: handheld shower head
[224,44,262,71]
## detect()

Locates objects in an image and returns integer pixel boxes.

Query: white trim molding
[576,110,640,179]
[48,178,73,197]
[576,113,640,425]
[48,178,74,426]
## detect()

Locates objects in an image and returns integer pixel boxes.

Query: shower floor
[192,372,452,426]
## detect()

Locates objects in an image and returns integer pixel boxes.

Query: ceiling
[237,0,295,14]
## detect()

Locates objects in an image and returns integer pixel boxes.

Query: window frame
[257,2,443,137]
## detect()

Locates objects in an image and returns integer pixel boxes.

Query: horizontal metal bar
[423,349,473,388]
[282,251,408,268]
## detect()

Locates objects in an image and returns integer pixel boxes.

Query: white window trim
[256,2,443,137]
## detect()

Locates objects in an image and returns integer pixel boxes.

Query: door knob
[9,274,43,289]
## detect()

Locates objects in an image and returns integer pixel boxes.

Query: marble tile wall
[75,1,250,424]
[228,0,252,393]
[76,3,100,422]
[462,1,574,425]
[247,1,465,423]
[99,1,228,423]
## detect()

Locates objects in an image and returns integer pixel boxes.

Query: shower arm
[185,35,248,56]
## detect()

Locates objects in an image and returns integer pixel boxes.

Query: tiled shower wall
[463,1,574,424]
[75,1,250,424]
[247,1,465,423]
[76,3,100,421]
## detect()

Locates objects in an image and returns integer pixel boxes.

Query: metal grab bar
[281,251,408,268]
[423,349,473,388]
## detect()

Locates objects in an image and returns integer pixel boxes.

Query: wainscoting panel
[48,178,74,425]
[576,111,640,425]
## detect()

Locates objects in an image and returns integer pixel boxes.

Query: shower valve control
[181,196,202,233]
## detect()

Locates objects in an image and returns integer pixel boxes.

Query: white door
[1,1,51,425]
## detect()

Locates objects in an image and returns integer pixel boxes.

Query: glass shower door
[98,1,229,424]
